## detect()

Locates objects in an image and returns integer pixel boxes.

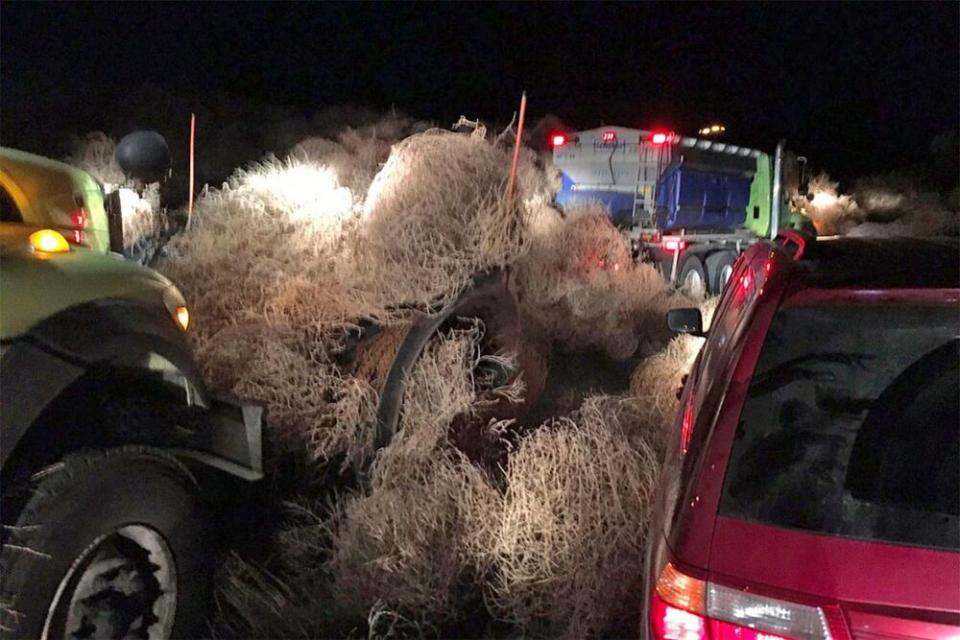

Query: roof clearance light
[551,132,567,147]
[29,229,71,254]
[699,124,727,136]
[601,130,617,143]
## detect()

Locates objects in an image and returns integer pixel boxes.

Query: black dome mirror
[115,131,171,184]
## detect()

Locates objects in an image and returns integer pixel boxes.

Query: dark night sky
[2,2,957,183]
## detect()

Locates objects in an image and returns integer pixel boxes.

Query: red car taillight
[651,563,837,640]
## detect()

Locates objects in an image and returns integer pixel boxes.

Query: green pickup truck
[0,144,262,639]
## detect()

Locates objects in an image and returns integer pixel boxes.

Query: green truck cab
[0,147,111,253]
[0,146,262,639]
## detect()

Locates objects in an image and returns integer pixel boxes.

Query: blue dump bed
[556,174,638,227]
[654,166,752,231]
[552,127,765,232]
[653,147,757,232]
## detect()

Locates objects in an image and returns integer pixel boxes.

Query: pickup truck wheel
[705,251,738,294]
[0,447,211,640]
[679,256,707,300]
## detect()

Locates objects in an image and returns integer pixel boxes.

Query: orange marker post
[188,112,196,223]
[505,91,528,208]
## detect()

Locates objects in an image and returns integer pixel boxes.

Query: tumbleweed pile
[797,171,958,238]
[73,116,707,637]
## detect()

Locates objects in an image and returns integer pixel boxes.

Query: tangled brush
[328,328,502,620]
[512,205,684,360]
[158,154,374,353]
[151,120,704,637]
[480,397,661,637]
[344,131,527,312]
[65,131,126,186]
[797,171,958,238]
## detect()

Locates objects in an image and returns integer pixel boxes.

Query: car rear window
[720,303,959,550]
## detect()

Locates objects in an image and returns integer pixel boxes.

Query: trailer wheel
[678,256,707,300]
[705,251,738,294]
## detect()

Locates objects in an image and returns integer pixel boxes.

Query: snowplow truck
[552,127,813,297]
[0,138,262,639]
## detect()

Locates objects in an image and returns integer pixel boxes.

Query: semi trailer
[552,127,813,297]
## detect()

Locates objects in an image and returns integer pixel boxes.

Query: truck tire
[0,447,211,640]
[678,256,707,300]
[705,251,738,295]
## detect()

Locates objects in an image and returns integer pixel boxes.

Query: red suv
[643,235,959,640]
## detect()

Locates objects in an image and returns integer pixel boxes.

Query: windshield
[720,303,960,550]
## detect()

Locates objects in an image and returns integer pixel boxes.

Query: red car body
[643,236,960,640]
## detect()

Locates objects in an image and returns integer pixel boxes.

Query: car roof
[781,236,960,290]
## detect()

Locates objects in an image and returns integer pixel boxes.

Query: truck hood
[0,226,175,341]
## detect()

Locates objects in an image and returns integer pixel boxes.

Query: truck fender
[25,298,209,403]
[0,299,235,472]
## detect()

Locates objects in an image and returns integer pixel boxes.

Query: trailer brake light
[601,130,617,143]
[651,131,674,145]
[663,238,687,253]
[551,132,567,147]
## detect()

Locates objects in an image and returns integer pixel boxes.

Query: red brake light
[652,592,708,640]
[663,238,687,253]
[551,132,567,147]
[66,207,89,246]
[601,129,617,143]
[653,563,707,640]
[680,394,695,455]
[651,131,674,145]
[651,563,835,640]
[69,208,88,228]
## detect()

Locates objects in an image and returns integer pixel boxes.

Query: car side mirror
[115,131,171,185]
[797,155,810,197]
[667,308,705,337]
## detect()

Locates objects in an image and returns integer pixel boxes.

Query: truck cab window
[1,187,23,222]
